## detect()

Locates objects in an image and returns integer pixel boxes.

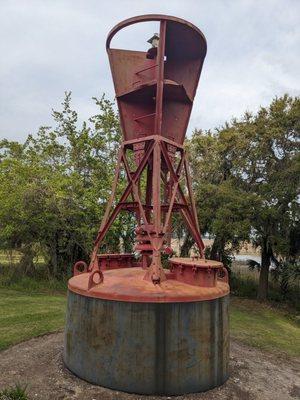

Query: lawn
[230,297,300,357]
[0,288,299,358]
[0,289,65,351]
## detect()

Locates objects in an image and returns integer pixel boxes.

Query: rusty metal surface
[97,253,136,270]
[64,290,229,395]
[170,258,224,268]
[88,138,207,283]
[106,14,206,145]
[106,14,207,50]
[169,258,228,288]
[84,14,210,284]
[65,15,231,395]
[68,267,229,302]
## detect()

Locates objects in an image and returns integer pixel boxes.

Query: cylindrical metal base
[64,290,229,395]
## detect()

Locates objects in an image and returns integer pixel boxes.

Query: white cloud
[0,0,299,141]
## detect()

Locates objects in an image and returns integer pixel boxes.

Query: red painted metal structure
[65,15,230,395]
[70,14,229,296]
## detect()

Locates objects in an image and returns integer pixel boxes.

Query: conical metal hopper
[106,15,207,144]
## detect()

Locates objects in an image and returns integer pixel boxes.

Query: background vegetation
[0,93,299,400]
[189,95,300,301]
[0,93,134,280]
[0,93,299,306]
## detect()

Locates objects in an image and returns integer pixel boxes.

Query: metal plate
[68,267,229,302]
[64,291,229,395]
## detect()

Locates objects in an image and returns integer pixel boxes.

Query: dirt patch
[0,332,299,400]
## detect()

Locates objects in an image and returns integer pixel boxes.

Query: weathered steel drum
[64,267,229,395]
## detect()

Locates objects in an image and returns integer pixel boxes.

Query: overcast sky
[1,0,299,142]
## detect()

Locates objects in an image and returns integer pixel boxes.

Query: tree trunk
[257,239,271,301]
[47,232,59,278]
[19,245,35,277]
[180,232,194,257]
[210,236,225,261]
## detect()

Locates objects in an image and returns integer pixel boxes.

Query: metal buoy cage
[64,14,230,396]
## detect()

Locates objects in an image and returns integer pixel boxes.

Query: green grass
[230,297,300,357]
[0,385,28,400]
[0,289,66,351]
[0,287,299,359]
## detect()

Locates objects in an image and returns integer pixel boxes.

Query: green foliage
[0,385,28,400]
[0,265,66,293]
[189,95,300,298]
[188,127,258,264]
[0,92,299,303]
[231,261,300,310]
[271,260,300,302]
[0,93,135,278]
[231,273,258,298]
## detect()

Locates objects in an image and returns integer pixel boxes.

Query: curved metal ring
[88,270,104,290]
[218,267,229,283]
[106,14,207,52]
[73,261,88,276]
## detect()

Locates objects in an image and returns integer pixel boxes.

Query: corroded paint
[64,290,229,395]
[65,15,230,395]
[88,15,209,279]
[68,267,229,302]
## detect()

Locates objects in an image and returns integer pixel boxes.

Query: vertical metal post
[154,20,166,135]
[148,20,167,283]
[152,141,161,234]
[145,164,152,222]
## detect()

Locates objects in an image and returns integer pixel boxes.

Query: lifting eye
[73,261,87,276]
[88,270,104,290]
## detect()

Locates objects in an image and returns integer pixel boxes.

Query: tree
[188,128,256,265]
[0,92,135,278]
[236,95,300,300]
[190,95,300,300]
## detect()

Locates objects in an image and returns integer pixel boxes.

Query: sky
[0,0,299,142]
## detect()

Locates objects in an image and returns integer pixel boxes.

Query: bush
[230,272,258,298]
[230,262,300,311]
[0,264,66,293]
